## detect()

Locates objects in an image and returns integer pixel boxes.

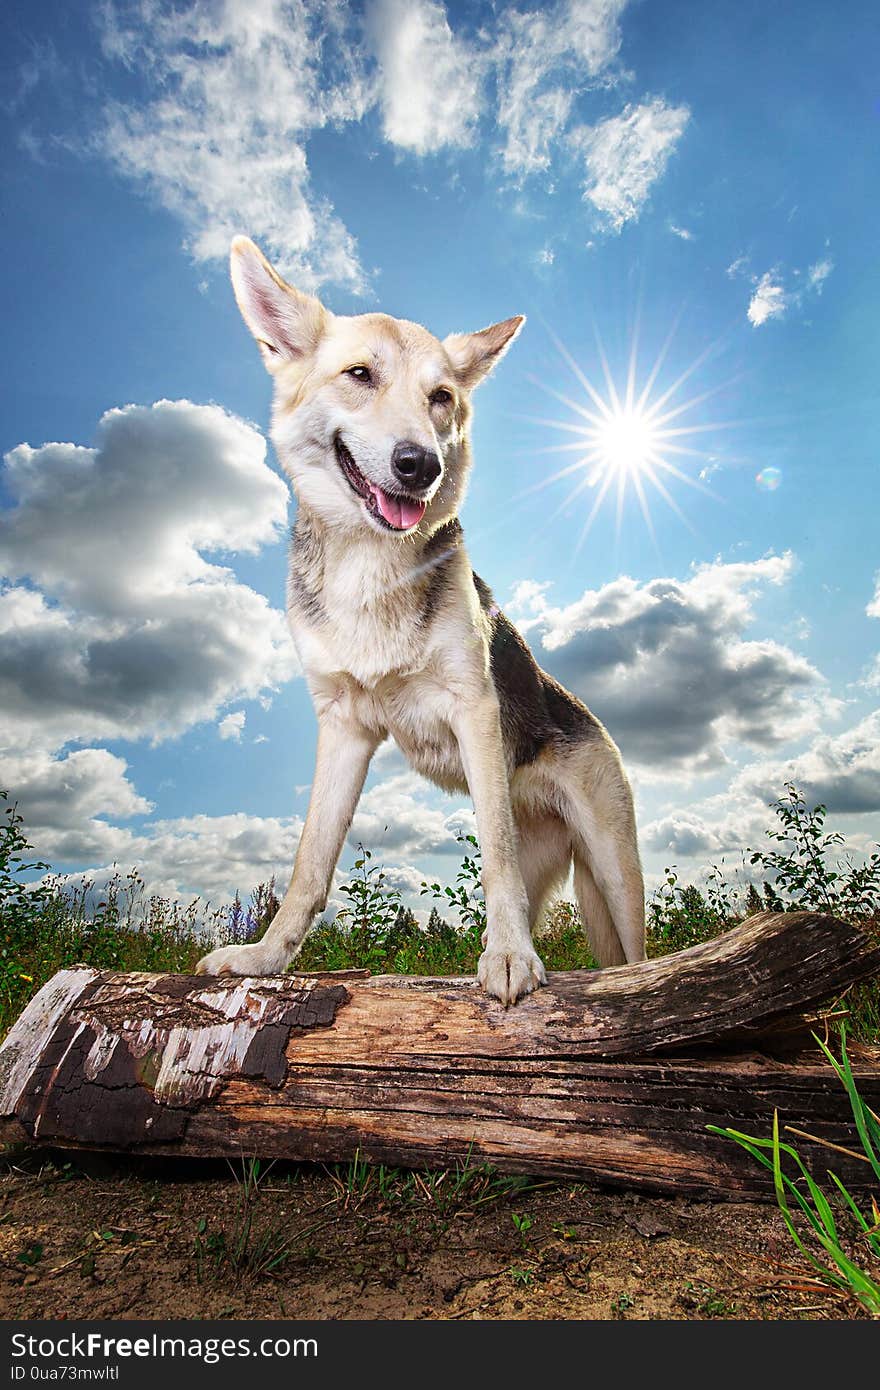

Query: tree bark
[0,912,878,1197]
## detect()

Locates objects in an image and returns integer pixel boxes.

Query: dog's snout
[391,441,442,491]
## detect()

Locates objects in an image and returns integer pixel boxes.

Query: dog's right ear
[230,237,328,373]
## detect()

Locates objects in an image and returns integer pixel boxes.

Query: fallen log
[1,911,878,1197]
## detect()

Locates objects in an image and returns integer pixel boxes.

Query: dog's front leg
[196,714,379,976]
[454,694,546,1005]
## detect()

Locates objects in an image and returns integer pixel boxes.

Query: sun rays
[519,321,734,552]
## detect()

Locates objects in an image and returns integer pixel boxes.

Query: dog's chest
[300,597,425,688]
[295,611,477,797]
[292,544,426,682]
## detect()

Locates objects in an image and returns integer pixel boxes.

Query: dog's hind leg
[560,749,646,967]
[514,813,572,934]
[573,855,626,966]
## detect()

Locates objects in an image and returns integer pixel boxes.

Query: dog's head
[230,237,523,538]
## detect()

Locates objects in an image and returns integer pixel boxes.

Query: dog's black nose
[391,441,441,491]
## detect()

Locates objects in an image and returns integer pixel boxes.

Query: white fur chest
[293,569,427,689]
[292,556,487,795]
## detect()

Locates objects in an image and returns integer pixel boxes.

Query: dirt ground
[0,1145,869,1322]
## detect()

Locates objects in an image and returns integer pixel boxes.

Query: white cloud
[729,254,835,329]
[572,98,690,230]
[378,862,430,899]
[17,779,303,904]
[668,222,695,241]
[734,710,880,815]
[747,271,787,327]
[0,400,297,752]
[14,3,697,285]
[96,0,369,290]
[867,574,880,620]
[7,754,469,911]
[133,810,301,903]
[3,38,60,115]
[0,747,150,864]
[509,553,837,775]
[642,712,880,865]
[493,0,628,178]
[807,257,834,291]
[350,771,472,857]
[863,658,880,692]
[218,711,246,742]
[641,801,769,861]
[366,0,484,155]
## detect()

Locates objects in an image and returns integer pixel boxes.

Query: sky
[2,0,879,921]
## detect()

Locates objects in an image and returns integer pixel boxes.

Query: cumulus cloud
[96,0,369,289]
[734,710,880,815]
[218,711,246,742]
[350,772,472,857]
[366,0,484,154]
[510,553,836,775]
[641,801,770,860]
[0,400,297,752]
[84,812,300,910]
[132,810,302,902]
[0,747,149,865]
[571,98,690,230]
[10,758,456,912]
[378,862,431,899]
[642,710,880,869]
[11,759,302,903]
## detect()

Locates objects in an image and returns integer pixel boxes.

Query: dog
[195,237,646,1003]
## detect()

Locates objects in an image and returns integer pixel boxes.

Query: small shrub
[647,869,731,955]
[748,783,880,921]
[420,830,486,947]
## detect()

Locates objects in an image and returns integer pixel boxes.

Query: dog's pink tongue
[374,488,427,530]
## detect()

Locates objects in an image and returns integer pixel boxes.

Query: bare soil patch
[0,1147,866,1321]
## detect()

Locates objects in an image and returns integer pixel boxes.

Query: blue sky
[2,0,879,916]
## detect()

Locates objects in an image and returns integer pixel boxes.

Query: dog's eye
[345,365,373,384]
[430,387,453,407]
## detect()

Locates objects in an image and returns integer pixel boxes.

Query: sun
[594,407,660,477]
[519,322,731,550]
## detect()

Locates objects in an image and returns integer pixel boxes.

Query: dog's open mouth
[334,435,427,532]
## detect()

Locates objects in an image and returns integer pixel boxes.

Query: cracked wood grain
[0,968,349,1147]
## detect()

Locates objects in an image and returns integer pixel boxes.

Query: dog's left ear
[443,315,525,390]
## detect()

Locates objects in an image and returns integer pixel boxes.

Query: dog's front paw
[477,945,546,1006]
[195,943,284,977]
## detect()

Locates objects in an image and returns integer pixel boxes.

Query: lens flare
[756,466,782,491]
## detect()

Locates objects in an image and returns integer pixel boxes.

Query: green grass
[709,1025,880,1318]
[324,1146,540,1219]
[193,1157,314,1284]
